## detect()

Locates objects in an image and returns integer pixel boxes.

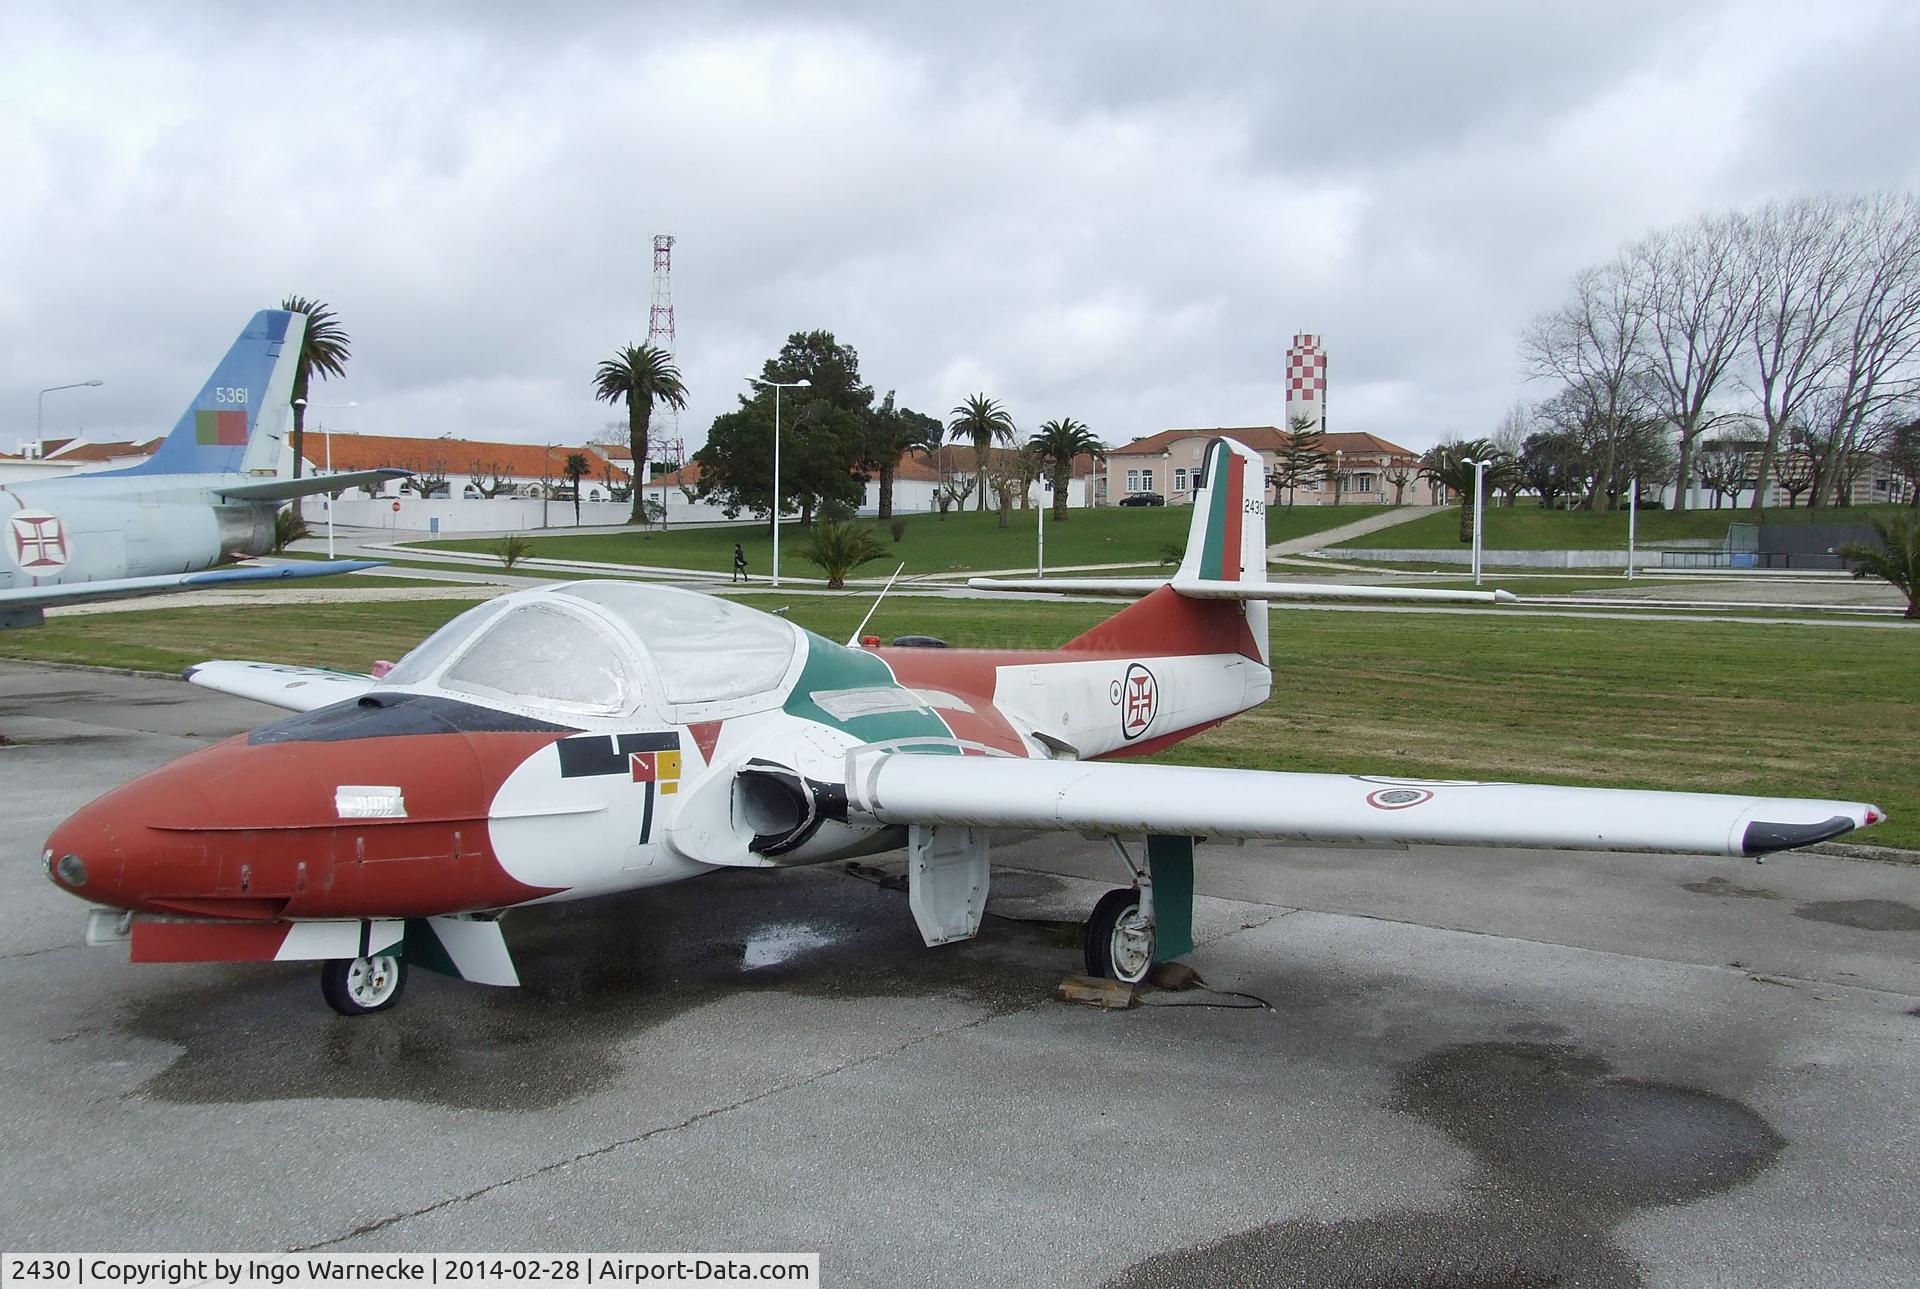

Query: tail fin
[100,309,306,479]
[1064,437,1270,662]
[1174,437,1269,588]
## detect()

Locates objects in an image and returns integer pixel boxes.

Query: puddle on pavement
[1791,899,1920,932]
[117,866,1069,1112]
[1681,875,1779,900]
[1109,1041,1783,1289]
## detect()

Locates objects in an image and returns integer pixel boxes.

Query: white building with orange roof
[1103,426,1435,507]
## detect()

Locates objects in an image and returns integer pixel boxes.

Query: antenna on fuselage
[847,562,907,646]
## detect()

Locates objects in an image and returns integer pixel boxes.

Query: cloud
[2,0,1916,456]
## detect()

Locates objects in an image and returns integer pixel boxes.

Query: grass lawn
[4,593,1912,849]
[410,505,1396,577]
[1335,503,1911,552]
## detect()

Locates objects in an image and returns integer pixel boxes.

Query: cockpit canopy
[379,582,801,719]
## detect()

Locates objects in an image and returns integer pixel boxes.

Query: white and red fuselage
[42,585,1265,943]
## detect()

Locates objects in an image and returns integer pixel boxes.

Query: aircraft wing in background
[216,469,412,503]
[184,659,377,711]
[0,559,385,628]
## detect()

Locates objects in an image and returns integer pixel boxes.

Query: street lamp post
[36,379,105,446]
[1037,476,1048,575]
[1626,476,1638,581]
[295,398,358,559]
[750,378,811,587]
[1462,457,1488,586]
[1331,448,1344,507]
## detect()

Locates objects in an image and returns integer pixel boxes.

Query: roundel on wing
[1366,787,1433,810]
[1120,663,1157,741]
[7,509,71,571]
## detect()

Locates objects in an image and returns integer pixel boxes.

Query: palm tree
[280,296,351,479]
[563,452,591,525]
[1029,418,1104,520]
[947,393,1016,512]
[592,343,688,525]
[801,519,889,589]
[1420,438,1517,543]
[1839,513,1920,618]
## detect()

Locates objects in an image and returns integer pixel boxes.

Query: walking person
[732,543,749,583]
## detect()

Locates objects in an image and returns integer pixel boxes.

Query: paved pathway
[1268,505,1444,557]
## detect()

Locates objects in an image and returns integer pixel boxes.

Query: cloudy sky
[4,0,1917,458]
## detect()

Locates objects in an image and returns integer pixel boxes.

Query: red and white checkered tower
[1284,332,1327,434]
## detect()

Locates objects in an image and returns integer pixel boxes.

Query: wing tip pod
[1740,805,1885,856]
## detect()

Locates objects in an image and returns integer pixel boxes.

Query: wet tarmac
[2,662,1917,1286]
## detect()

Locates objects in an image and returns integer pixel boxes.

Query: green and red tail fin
[1174,437,1269,586]
[1063,437,1270,663]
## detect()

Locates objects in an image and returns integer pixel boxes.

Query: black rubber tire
[1084,887,1154,983]
[320,955,407,1016]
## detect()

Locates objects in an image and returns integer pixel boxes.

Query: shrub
[889,517,909,543]
[801,520,889,589]
[272,507,311,552]
[495,533,533,570]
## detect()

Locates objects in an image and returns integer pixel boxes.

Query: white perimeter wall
[301,495,739,534]
[302,475,1094,533]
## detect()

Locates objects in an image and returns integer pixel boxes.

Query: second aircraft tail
[96,309,306,480]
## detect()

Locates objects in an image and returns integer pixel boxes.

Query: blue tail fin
[101,309,306,478]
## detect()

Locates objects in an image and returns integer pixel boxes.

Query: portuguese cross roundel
[7,509,71,572]
[1120,663,1157,740]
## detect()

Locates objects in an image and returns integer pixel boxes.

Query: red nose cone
[44,741,234,914]
[46,725,563,921]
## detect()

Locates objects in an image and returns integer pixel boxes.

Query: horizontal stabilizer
[0,558,384,621]
[844,751,1882,858]
[218,469,411,502]
[185,659,377,711]
[967,576,1515,606]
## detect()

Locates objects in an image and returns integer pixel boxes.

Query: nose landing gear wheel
[1085,887,1155,984]
[321,954,406,1016]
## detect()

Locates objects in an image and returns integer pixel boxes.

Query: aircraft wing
[217,469,411,502]
[0,559,385,626]
[844,752,1883,858]
[967,577,1517,605]
[184,660,377,711]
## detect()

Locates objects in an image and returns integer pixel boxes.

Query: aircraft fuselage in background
[0,309,401,628]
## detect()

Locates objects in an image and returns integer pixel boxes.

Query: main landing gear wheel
[1085,887,1155,984]
[321,954,406,1016]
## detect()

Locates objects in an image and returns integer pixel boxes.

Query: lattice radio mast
[647,234,684,488]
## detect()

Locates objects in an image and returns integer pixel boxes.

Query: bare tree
[1382,459,1415,505]
[1630,214,1756,511]
[1775,437,1816,507]
[399,448,450,498]
[1884,414,1920,506]
[939,473,975,514]
[1490,402,1530,458]
[1739,197,1864,516]
[1795,194,1920,509]
[1520,256,1653,513]
[467,459,511,499]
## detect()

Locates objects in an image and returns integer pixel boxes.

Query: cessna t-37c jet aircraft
[42,438,1885,1014]
[0,309,401,628]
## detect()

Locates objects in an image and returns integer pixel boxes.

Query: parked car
[1119,492,1166,507]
